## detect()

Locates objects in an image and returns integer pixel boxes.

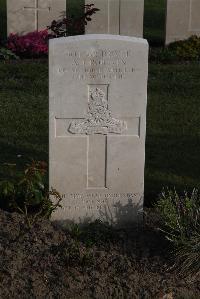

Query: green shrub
[155,188,200,275]
[169,35,200,61]
[150,35,200,63]
[175,232,200,276]
[0,161,62,226]
[47,4,99,37]
[0,47,19,60]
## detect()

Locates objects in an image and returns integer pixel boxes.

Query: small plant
[5,4,99,58]
[0,47,19,60]
[47,4,99,37]
[150,35,200,63]
[155,188,200,275]
[79,220,115,247]
[0,161,62,227]
[62,241,93,268]
[168,35,200,61]
[68,220,116,248]
[175,232,200,276]
[7,30,50,58]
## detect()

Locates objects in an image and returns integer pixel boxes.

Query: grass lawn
[0,61,199,205]
[0,61,48,176]
[145,63,200,203]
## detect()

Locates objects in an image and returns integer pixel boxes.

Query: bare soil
[0,209,199,299]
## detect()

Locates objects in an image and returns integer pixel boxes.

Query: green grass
[145,63,200,203]
[0,61,200,205]
[0,61,48,173]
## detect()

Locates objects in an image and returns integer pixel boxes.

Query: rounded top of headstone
[49,34,149,46]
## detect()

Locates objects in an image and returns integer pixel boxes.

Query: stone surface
[49,34,148,226]
[7,0,66,35]
[166,0,200,44]
[85,0,144,37]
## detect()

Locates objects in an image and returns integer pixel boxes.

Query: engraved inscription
[57,49,137,80]
[61,192,136,211]
[61,192,135,199]
[69,86,127,135]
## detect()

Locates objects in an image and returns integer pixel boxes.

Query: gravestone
[7,0,66,35]
[85,0,144,37]
[49,35,148,226]
[166,0,200,44]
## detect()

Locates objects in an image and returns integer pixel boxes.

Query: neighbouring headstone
[85,0,144,37]
[166,0,200,44]
[7,0,66,35]
[49,34,148,226]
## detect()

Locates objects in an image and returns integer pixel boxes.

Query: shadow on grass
[145,134,200,205]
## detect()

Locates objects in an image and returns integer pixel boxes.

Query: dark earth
[0,209,199,299]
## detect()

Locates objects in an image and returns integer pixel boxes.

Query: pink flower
[7,30,50,58]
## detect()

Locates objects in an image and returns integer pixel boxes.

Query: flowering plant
[7,30,50,58]
[48,4,99,37]
[6,3,99,58]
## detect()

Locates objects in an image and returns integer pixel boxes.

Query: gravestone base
[51,192,144,227]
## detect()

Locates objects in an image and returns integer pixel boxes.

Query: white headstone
[49,35,148,226]
[7,0,66,35]
[85,0,144,37]
[166,0,200,44]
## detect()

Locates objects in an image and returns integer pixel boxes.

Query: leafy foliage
[150,35,200,63]
[47,4,99,37]
[155,188,200,275]
[168,35,200,61]
[0,161,62,226]
[5,4,99,58]
[0,47,19,60]
[175,232,200,276]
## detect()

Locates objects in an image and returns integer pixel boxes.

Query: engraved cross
[23,0,51,31]
[68,84,127,189]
